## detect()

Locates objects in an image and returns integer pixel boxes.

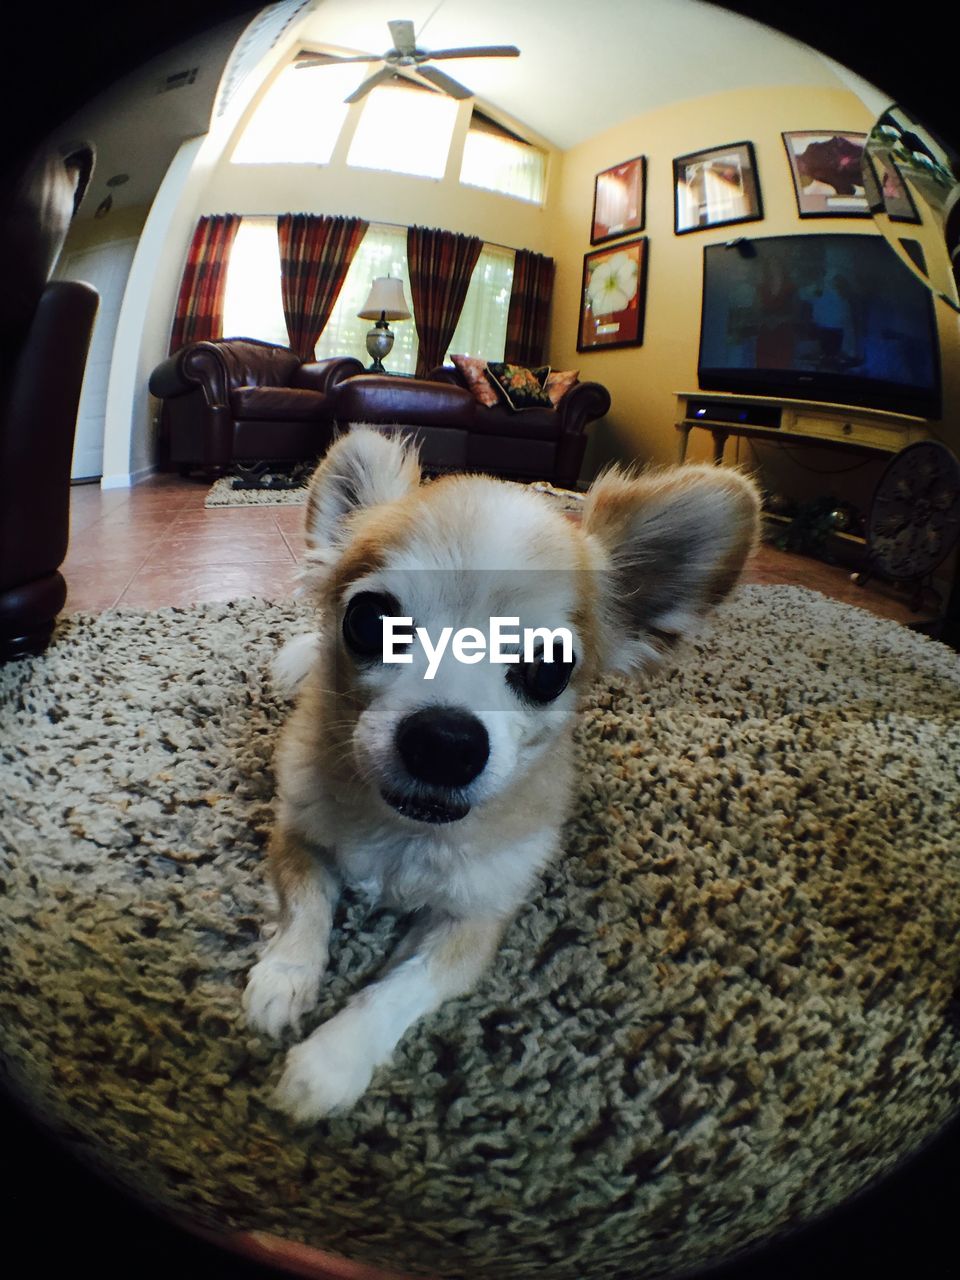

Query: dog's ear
[581,463,760,672]
[304,426,421,555]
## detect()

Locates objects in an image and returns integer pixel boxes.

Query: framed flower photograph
[867,149,921,224]
[591,155,646,244]
[577,238,648,352]
[782,131,871,217]
[673,141,762,234]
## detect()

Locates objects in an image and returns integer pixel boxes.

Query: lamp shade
[357,276,411,321]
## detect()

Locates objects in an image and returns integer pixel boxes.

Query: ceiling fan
[294,18,520,102]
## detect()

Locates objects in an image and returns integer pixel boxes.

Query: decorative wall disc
[867,440,960,580]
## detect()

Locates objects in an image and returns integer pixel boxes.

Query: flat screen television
[698,234,942,418]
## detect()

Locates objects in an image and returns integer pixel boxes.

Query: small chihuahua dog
[243,427,759,1121]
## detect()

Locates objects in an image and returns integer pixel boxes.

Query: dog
[243,427,760,1121]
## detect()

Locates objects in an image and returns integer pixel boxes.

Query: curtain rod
[207,212,548,260]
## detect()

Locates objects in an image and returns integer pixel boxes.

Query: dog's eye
[510,648,576,704]
[342,592,401,658]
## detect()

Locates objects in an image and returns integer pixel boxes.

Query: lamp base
[365,320,394,375]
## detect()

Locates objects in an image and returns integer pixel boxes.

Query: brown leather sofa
[0,141,98,661]
[148,338,365,478]
[332,367,611,487]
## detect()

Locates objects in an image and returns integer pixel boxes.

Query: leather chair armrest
[148,342,232,408]
[555,381,611,435]
[291,356,366,394]
[147,353,190,400]
[1,280,98,592]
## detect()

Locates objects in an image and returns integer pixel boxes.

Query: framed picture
[782,131,871,217]
[591,155,646,244]
[673,141,763,234]
[867,149,921,224]
[577,238,648,352]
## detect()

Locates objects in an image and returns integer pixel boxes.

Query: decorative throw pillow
[544,369,579,406]
[450,354,500,408]
[485,361,554,411]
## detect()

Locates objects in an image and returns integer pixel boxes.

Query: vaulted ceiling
[55,0,885,222]
[296,0,863,151]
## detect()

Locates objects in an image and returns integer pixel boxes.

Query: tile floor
[64,473,938,630]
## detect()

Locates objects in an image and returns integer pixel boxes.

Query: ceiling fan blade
[388,19,417,55]
[415,65,473,99]
[294,50,381,67]
[344,65,395,103]
[425,46,521,60]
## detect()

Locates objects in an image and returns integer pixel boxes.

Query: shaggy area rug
[1,586,959,1280]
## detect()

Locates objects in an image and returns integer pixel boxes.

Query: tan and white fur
[243,427,759,1122]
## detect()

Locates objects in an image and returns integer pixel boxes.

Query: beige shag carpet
[1,585,959,1280]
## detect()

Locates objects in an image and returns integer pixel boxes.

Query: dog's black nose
[396,707,490,788]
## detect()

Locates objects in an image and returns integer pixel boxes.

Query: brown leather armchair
[0,141,98,661]
[149,338,365,478]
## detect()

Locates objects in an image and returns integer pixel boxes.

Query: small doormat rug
[1,587,959,1280]
[206,472,587,510]
[205,472,313,507]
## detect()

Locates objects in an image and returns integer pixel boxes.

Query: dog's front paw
[272,1019,376,1122]
[242,947,325,1038]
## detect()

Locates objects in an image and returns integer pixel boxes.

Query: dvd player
[686,400,782,429]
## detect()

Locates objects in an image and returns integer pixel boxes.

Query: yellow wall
[60,204,149,256]
[547,84,960,503]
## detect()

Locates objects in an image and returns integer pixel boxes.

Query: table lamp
[357,276,412,372]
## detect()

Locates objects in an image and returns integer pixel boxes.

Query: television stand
[675,392,932,465]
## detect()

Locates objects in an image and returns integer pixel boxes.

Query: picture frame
[577,237,648,352]
[591,155,646,244]
[782,131,871,218]
[867,148,921,224]
[673,141,763,234]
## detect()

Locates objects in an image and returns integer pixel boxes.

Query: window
[347,80,458,180]
[221,218,515,371]
[221,216,288,344]
[314,224,418,374]
[230,62,363,165]
[445,243,514,363]
[459,109,546,204]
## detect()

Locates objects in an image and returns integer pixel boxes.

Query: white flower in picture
[587,250,639,315]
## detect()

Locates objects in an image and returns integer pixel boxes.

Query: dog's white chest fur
[285,754,566,918]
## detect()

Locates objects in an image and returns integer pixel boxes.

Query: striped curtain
[505,249,555,366]
[277,214,369,360]
[168,214,241,355]
[407,225,483,376]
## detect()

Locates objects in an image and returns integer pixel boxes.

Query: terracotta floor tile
[160,517,288,539]
[170,506,285,528]
[273,505,308,531]
[96,504,182,526]
[63,566,141,613]
[64,532,165,568]
[278,526,307,562]
[103,488,196,513]
[157,532,296,565]
[64,475,938,630]
[68,509,109,535]
[176,482,216,503]
[116,560,302,609]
